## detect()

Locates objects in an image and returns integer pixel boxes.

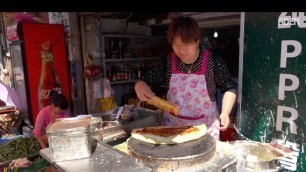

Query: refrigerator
[9,22,71,128]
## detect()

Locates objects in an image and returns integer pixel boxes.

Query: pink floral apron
[163,51,220,140]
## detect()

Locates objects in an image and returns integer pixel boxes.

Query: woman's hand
[218,113,230,131]
[219,90,236,131]
[36,136,47,149]
[42,134,48,144]
[135,80,155,102]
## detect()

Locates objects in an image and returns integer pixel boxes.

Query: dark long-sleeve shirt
[141,48,237,102]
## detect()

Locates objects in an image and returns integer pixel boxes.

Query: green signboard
[240,12,305,171]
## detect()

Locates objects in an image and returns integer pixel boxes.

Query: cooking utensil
[233,124,293,158]
[127,134,216,171]
[102,121,127,143]
[89,117,103,142]
[115,106,124,121]
[233,125,293,172]
[246,159,278,171]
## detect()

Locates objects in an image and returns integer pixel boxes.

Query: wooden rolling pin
[146,96,179,116]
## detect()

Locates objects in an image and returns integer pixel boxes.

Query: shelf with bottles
[98,30,167,106]
[102,34,150,39]
[105,56,161,62]
[110,80,138,85]
[106,62,158,84]
[103,34,164,60]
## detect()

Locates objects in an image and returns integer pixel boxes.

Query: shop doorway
[201,25,240,78]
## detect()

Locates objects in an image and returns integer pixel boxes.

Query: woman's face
[172,36,199,64]
[51,105,64,115]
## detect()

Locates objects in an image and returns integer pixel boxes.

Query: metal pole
[237,12,245,137]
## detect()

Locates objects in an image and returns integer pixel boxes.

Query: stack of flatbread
[130,124,207,144]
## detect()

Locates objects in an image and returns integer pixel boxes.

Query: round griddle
[127,134,216,171]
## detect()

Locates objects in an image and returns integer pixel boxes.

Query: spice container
[46,117,92,162]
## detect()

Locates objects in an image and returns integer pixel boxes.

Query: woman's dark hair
[51,93,69,110]
[167,16,201,45]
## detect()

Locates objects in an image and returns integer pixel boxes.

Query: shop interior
[80,12,240,115]
[0,12,298,172]
[0,12,241,125]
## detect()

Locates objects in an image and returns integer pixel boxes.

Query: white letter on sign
[277,106,298,134]
[298,12,306,28]
[280,40,301,68]
[278,12,291,29]
[278,74,299,100]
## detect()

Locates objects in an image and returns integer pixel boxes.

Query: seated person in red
[32,93,72,149]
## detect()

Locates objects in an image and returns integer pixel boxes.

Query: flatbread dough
[131,124,207,144]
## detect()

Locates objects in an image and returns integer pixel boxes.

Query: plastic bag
[102,78,114,99]
[92,78,103,99]
[92,77,114,99]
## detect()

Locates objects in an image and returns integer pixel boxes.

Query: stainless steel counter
[40,142,152,172]
[41,140,238,172]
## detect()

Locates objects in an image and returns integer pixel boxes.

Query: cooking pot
[246,159,278,171]
[234,140,280,172]
[89,117,103,142]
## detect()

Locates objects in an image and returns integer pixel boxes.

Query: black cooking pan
[127,134,216,170]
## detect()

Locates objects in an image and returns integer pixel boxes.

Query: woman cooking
[134,16,237,140]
